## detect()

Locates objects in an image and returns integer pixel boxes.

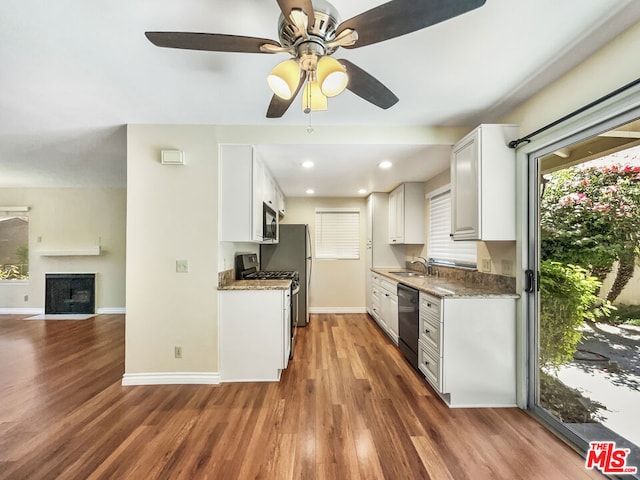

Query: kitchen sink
[390,271,427,278]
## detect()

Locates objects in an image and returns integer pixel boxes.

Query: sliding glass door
[527,114,640,476]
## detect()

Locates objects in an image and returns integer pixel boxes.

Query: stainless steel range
[235,253,299,358]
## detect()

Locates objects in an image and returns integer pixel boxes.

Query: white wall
[283,197,367,311]
[0,187,126,311]
[503,22,640,132]
[600,263,640,306]
[126,125,219,374]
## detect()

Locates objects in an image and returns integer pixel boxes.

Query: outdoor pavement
[557,321,640,471]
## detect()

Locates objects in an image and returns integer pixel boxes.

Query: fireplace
[45,273,96,314]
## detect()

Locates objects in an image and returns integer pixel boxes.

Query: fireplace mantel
[39,246,101,256]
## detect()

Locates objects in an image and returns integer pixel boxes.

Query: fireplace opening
[45,273,96,314]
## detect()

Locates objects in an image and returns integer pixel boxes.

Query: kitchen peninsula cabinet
[218,286,291,382]
[450,124,519,241]
[388,183,424,244]
[219,144,282,243]
[418,291,516,407]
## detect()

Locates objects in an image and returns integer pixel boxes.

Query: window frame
[314,208,361,260]
[0,206,30,283]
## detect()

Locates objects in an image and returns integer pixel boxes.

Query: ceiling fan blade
[336,0,486,49]
[276,0,315,28]
[145,32,281,54]
[266,71,306,118]
[338,59,398,110]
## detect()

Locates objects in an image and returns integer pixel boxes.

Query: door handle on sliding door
[524,269,539,293]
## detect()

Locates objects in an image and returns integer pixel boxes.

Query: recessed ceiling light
[302,160,314,168]
[358,189,367,194]
[306,189,315,194]
[379,161,393,169]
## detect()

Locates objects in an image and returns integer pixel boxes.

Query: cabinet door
[283,289,291,367]
[451,130,480,240]
[388,186,404,243]
[366,194,374,245]
[276,187,286,216]
[220,145,254,242]
[388,293,398,341]
[252,157,264,241]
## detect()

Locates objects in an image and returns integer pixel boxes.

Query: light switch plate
[481,259,492,273]
[502,260,514,276]
[176,259,189,273]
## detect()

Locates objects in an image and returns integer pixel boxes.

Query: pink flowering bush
[541,158,640,302]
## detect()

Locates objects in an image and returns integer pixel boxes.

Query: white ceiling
[2,0,640,195]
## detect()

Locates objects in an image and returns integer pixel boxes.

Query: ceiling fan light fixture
[267,59,300,99]
[302,80,328,113]
[317,56,348,97]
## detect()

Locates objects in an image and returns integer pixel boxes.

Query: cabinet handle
[427,303,432,307]
[385,293,389,297]
[424,360,430,366]
[449,233,454,238]
[425,329,430,334]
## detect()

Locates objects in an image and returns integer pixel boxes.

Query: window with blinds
[315,208,360,260]
[428,191,476,267]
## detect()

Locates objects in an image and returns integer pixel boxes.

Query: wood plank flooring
[0,313,604,480]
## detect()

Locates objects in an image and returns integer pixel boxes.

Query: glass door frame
[517,84,640,456]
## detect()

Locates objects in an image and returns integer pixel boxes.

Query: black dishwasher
[398,284,419,369]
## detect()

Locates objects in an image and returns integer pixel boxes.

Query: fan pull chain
[306,112,314,134]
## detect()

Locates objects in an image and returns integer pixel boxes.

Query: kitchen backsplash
[406,262,516,292]
[218,268,234,287]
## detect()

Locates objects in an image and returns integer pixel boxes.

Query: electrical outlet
[174,346,183,359]
[176,260,189,273]
[502,260,514,276]
[23,294,29,302]
[481,259,492,273]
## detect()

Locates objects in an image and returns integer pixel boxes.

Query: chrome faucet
[410,256,433,275]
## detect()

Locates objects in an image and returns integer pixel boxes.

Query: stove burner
[243,270,299,290]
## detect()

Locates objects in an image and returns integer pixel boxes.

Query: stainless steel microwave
[263,203,277,241]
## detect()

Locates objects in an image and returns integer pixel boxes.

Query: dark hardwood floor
[0,313,604,479]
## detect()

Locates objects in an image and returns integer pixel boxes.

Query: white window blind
[428,191,476,267]
[315,208,360,260]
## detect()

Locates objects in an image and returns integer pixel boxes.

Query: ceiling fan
[145,0,486,118]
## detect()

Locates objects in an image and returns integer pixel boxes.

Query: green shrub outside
[539,260,611,369]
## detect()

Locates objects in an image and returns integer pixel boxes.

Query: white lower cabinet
[219,288,291,382]
[370,273,383,328]
[369,273,398,344]
[418,292,516,407]
[380,278,398,344]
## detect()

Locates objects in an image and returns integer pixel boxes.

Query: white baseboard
[122,372,221,386]
[97,307,126,314]
[309,307,367,314]
[0,307,125,315]
[0,308,43,315]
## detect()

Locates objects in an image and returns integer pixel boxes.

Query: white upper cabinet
[219,144,283,243]
[276,186,286,217]
[388,182,425,244]
[450,124,519,241]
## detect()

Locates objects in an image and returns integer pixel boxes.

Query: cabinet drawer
[419,313,441,353]
[380,278,397,295]
[419,293,440,319]
[418,339,442,391]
